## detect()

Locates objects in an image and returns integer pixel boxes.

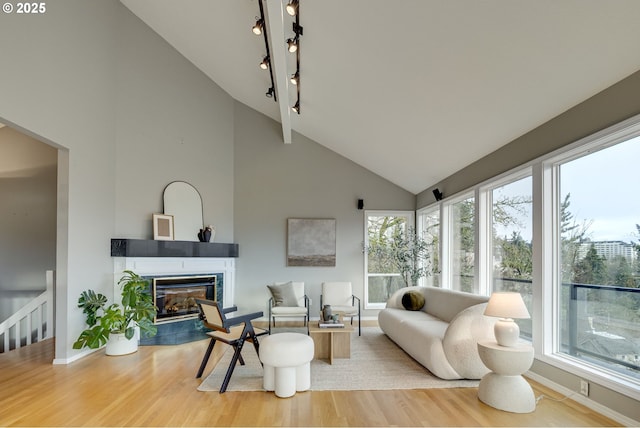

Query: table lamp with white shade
[484,292,530,347]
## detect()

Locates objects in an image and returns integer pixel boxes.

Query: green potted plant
[73,270,158,355]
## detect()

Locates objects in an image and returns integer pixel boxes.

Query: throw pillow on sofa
[401,290,425,311]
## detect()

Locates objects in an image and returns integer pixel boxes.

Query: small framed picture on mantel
[153,213,174,241]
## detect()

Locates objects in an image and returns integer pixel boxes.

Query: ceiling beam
[265,0,292,144]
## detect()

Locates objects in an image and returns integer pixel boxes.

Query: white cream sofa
[378,286,496,380]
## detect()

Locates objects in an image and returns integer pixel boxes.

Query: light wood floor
[0,332,620,427]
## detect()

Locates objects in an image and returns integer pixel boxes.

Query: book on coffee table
[318,322,344,328]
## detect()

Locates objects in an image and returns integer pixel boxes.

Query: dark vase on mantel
[198,226,213,243]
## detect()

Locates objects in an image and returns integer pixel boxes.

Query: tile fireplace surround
[111,239,238,344]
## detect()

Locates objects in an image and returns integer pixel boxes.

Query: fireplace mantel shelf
[111,238,238,258]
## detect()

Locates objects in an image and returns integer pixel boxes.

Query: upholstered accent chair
[267,281,310,334]
[320,281,361,336]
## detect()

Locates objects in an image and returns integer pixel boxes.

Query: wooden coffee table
[308,321,354,364]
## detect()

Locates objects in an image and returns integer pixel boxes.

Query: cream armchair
[320,281,361,336]
[267,281,310,334]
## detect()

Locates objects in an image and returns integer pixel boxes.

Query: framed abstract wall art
[287,218,336,267]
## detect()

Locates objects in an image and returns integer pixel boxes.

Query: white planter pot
[105,332,138,356]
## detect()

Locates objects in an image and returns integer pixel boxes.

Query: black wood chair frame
[195,299,267,393]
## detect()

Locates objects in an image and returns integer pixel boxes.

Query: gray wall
[416,69,640,422]
[0,0,409,360]
[0,127,57,322]
[114,4,235,243]
[233,102,415,318]
[0,0,119,360]
[0,0,237,361]
[417,70,640,207]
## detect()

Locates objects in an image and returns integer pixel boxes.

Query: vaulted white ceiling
[120,0,640,194]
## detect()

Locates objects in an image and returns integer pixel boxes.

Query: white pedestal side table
[477,340,535,413]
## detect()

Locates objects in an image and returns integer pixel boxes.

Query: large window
[449,195,475,292]
[488,175,533,339]
[417,206,441,287]
[364,211,414,309]
[414,115,640,397]
[554,135,640,381]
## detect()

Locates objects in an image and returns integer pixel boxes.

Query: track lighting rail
[290,5,301,114]
[253,0,303,143]
[255,0,277,102]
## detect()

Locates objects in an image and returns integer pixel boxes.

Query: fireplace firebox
[113,246,235,345]
[152,275,216,324]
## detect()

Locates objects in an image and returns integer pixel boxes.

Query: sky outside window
[561,135,640,242]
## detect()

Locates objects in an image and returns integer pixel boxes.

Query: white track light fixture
[251,1,304,110]
[252,18,263,35]
[286,0,299,16]
[286,37,298,53]
[266,86,275,98]
[288,8,302,114]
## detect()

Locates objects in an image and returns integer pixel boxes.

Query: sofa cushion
[271,306,308,315]
[401,290,425,311]
[267,282,299,307]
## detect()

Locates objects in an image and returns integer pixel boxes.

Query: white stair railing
[0,270,55,353]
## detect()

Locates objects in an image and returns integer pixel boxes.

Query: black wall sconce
[357,199,364,210]
[433,188,443,201]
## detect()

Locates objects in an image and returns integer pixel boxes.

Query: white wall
[233,102,416,319]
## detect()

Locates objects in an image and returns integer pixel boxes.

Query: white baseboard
[260,315,379,322]
[52,347,100,365]
[309,315,378,321]
[526,371,639,427]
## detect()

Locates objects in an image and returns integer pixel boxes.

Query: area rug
[197,327,479,392]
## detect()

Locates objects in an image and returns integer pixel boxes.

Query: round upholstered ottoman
[259,333,314,398]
